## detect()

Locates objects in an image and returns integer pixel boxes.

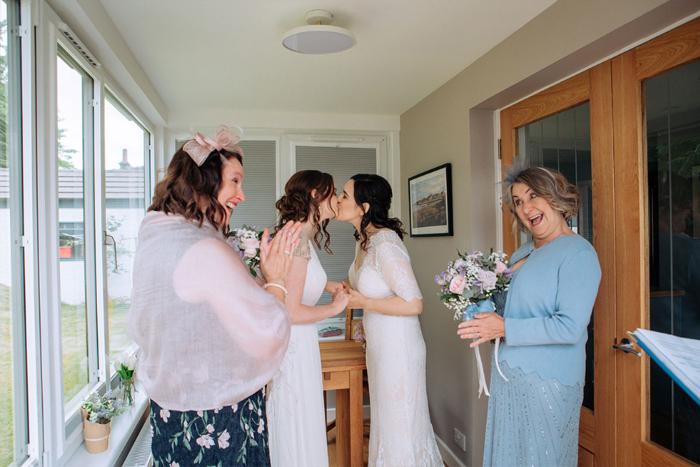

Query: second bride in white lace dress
[267,170,351,467]
[337,174,443,467]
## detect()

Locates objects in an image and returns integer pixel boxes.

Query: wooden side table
[320,340,367,467]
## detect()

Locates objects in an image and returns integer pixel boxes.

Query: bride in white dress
[336,174,443,466]
[267,170,351,467]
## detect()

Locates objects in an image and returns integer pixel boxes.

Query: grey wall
[400,0,700,465]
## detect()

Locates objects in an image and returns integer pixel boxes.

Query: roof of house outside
[0,167,145,200]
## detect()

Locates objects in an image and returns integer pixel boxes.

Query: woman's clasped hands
[259,221,302,287]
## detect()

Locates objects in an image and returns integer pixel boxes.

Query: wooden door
[500,16,700,467]
[614,18,700,467]
[500,62,617,466]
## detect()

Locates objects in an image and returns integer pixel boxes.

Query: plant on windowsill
[114,354,137,408]
[81,390,128,454]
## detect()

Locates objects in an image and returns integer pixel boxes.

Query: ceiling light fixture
[283,10,355,55]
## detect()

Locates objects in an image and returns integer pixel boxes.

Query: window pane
[646,59,700,464]
[1,1,25,465]
[517,102,594,410]
[104,97,146,365]
[57,55,89,407]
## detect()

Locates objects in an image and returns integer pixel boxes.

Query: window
[104,90,148,365]
[57,49,94,410]
[0,1,27,465]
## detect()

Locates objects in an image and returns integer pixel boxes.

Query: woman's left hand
[346,288,366,309]
[457,312,505,348]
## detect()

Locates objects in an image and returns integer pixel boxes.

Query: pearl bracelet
[263,282,288,299]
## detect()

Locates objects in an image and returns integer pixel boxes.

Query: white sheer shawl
[128,211,291,411]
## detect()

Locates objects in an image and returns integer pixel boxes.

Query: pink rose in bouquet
[449,275,467,294]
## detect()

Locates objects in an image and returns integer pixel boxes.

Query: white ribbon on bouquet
[462,299,508,397]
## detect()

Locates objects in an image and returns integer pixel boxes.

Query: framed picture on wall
[408,163,453,237]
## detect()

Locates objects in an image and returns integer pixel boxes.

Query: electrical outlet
[453,427,467,452]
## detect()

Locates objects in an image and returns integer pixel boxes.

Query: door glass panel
[517,102,594,410]
[104,96,146,367]
[57,54,90,408]
[646,59,700,464]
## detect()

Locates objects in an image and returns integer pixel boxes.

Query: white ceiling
[99,0,558,117]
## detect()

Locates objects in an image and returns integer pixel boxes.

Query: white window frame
[34,3,156,464]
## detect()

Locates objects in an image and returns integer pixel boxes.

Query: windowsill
[64,382,149,467]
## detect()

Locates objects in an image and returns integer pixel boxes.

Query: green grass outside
[61,300,89,405]
[1,284,14,467]
[109,299,132,363]
[0,287,132,467]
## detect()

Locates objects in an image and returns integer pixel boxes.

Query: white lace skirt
[363,310,443,467]
[267,324,329,467]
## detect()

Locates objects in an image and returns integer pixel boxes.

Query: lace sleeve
[293,232,311,260]
[373,233,423,302]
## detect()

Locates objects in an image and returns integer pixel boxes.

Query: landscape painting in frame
[408,163,453,237]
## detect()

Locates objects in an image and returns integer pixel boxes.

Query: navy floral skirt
[149,388,269,466]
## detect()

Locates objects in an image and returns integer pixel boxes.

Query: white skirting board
[325,404,371,422]
[435,434,468,467]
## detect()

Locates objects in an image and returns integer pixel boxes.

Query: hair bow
[183,124,244,166]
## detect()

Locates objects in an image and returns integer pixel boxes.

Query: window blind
[296,146,377,313]
[175,139,278,230]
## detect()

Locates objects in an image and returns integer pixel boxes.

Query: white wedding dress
[349,230,442,466]
[268,235,329,467]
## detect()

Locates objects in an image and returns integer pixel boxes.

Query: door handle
[105,232,118,270]
[613,338,642,357]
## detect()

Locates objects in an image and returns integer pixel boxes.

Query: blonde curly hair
[504,166,579,234]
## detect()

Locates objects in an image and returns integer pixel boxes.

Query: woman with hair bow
[458,166,601,467]
[128,126,301,466]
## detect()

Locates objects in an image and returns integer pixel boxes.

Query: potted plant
[114,354,137,407]
[59,237,73,258]
[81,390,128,453]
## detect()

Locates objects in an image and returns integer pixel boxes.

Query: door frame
[499,63,617,464]
[613,17,700,467]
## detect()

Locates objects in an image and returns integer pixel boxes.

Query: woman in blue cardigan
[458,166,601,467]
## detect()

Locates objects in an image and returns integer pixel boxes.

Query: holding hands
[330,288,352,313]
[457,312,505,348]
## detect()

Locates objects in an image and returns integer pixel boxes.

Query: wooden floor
[326,420,448,467]
[326,421,371,467]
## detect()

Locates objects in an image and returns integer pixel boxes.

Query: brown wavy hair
[275,170,335,253]
[149,147,243,232]
[504,166,579,234]
[350,174,405,251]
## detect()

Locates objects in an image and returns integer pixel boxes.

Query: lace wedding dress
[267,234,329,467]
[348,230,442,466]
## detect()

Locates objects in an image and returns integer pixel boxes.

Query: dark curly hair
[149,147,243,233]
[275,170,335,254]
[350,174,405,251]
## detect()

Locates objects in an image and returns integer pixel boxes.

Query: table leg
[349,369,364,467]
[336,388,350,467]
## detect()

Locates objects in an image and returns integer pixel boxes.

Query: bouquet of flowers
[435,249,513,396]
[227,225,264,277]
[114,354,137,406]
[352,321,366,352]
